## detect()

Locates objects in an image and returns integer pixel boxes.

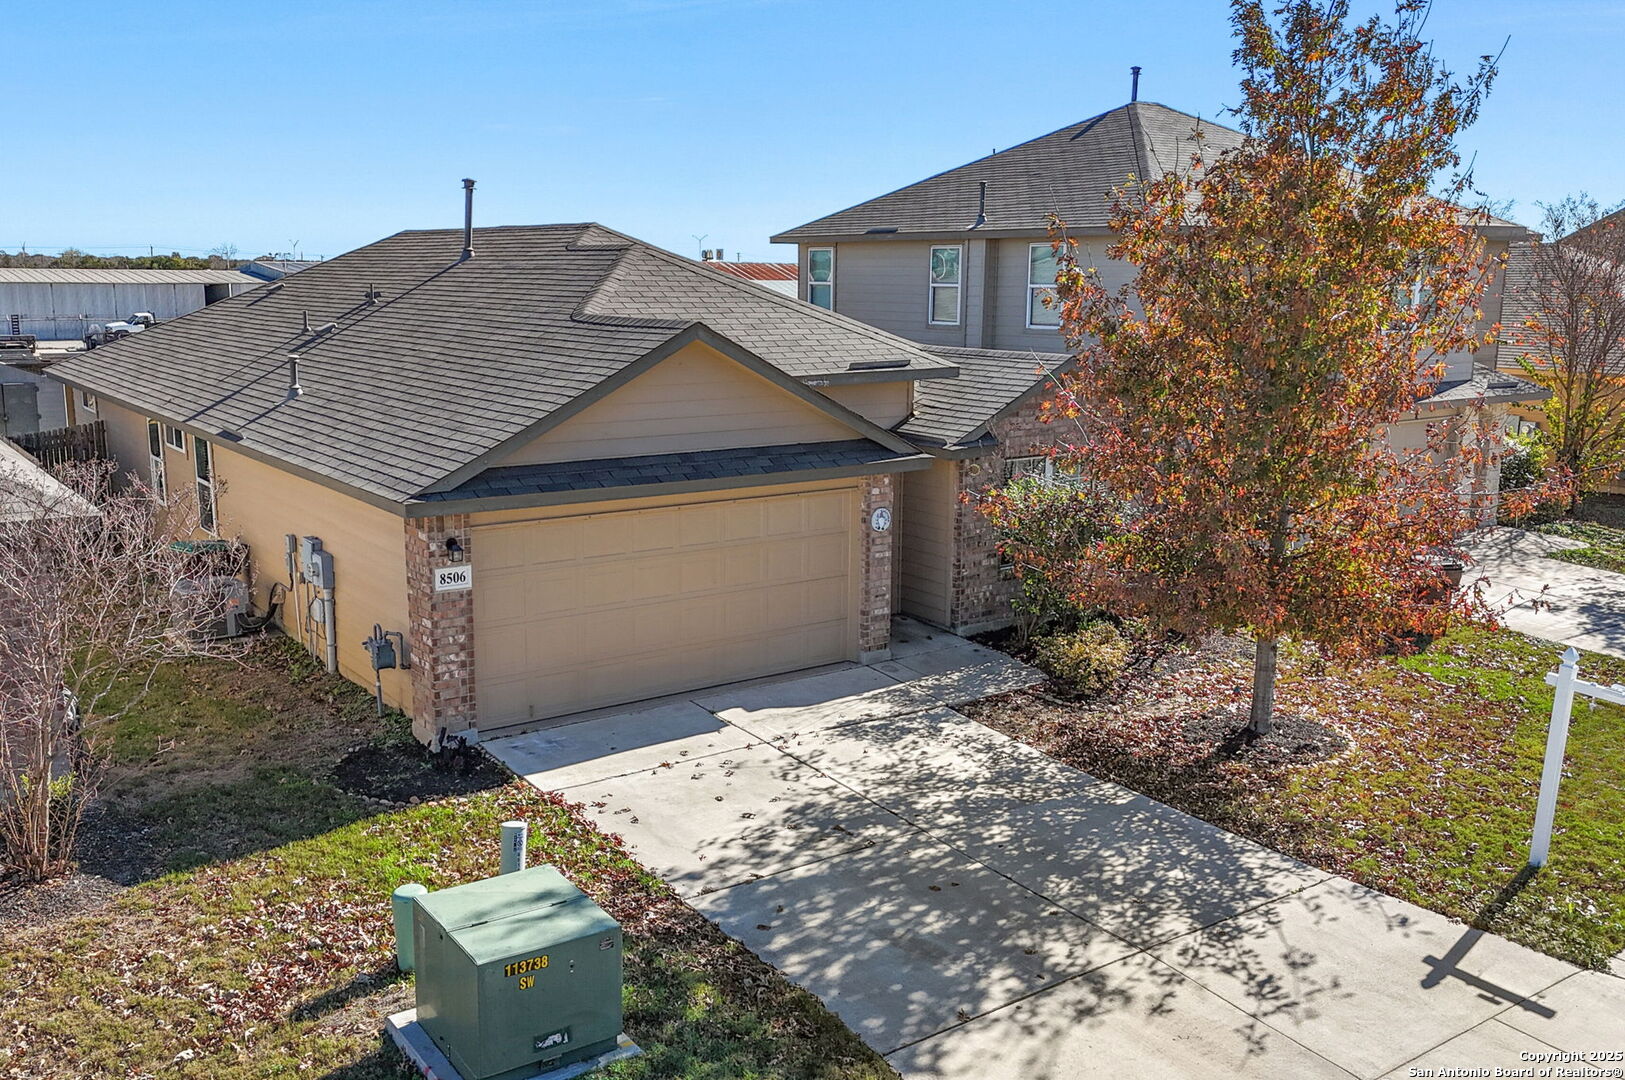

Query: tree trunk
[1249,635,1278,735]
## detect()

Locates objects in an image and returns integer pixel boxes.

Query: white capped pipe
[500,820,527,875]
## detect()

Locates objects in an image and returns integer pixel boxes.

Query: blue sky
[8,1,1623,263]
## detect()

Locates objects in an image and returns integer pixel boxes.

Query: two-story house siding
[775,100,1547,634]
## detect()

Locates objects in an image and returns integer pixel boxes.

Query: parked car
[84,312,158,349]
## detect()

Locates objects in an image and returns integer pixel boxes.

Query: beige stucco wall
[210,445,413,708]
[91,399,413,709]
[496,341,878,466]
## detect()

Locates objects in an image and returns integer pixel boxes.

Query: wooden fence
[8,420,108,469]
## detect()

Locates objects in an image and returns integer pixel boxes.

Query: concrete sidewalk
[488,618,1624,1079]
[1465,525,1625,658]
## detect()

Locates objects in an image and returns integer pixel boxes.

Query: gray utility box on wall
[413,866,624,1080]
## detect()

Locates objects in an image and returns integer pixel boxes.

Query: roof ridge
[602,235,950,365]
[569,243,692,330]
[774,103,1248,241]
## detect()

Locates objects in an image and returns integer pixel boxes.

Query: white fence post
[1530,647,1580,869]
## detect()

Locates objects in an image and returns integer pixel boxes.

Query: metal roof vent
[461,178,476,260]
[287,354,304,399]
[973,180,988,228]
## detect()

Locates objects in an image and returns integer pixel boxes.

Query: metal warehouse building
[0,268,263,340]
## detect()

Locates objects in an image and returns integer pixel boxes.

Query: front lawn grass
[1533,519,1625,575]
[0,634,895,1080]
[965,626,1625,970]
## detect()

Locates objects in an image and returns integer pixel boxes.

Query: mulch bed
[332,741,509,804]
[1181,706,1348,765]
[0,872,122,931]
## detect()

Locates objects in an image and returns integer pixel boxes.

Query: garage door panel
[722,549,766,588]
[805,491,849,530]
[481,630,530,679]
[677,550,724,593]
[678,506,724,547]
[474,487,858,724]
[581,516,632,558]
[765,498,807,536]
[721,504,765,541]
[807,539,847,578]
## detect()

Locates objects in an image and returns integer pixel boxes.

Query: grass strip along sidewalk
[0,640,895,1080]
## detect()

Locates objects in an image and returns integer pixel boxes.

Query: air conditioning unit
[171,575,256,639]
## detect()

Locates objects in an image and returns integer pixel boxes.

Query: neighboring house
[1495,234,1625,490]
[241,258,321,281]
[49,223,959,742]
[0,267,264,342]
[773,100,1547,632]
[0,437,95,523]
[699,258,799,298]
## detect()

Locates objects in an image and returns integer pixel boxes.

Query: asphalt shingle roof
[1495,241,1625,376]
[774,103,1243,242]
[416,439,911,503]
[49,224,956,505]
[899,345,1072,449]
[774,101,1523,243]
[1418,367,1548,407]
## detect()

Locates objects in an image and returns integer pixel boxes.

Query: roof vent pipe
[1131,66,1141,102]
[287,354,303,399]
[974,180,988,228]
[461,178,476,260]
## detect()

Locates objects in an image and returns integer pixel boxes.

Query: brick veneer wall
[858,473,896,658]
[949,395,1060,632]
[405,514,476,744]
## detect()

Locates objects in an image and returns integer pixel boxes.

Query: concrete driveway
[487,618,1624,1080]
[1465,525,1625,657]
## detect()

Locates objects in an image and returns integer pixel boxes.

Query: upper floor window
[1027,243,1061,329]
[79,390,97,412]
[807,247,835,309]
[164,424,187,453]
[929,245,962,325]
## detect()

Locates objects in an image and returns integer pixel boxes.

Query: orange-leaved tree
[987,0,1527,734]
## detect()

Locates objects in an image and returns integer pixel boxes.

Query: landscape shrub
[1033,621,1132,696]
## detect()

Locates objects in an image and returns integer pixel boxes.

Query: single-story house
[47,223,1038,741]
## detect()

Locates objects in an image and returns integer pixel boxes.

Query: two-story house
[773,100,1547,634]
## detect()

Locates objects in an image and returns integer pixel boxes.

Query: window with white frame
[146,419,167,501]
[1027,243,1061,328]
[807,247,835,309]
[79,390,97,413]
[164,424,187,453]
[928,245,962,325]
[194,437,216,533]
[1002,453,1080,485]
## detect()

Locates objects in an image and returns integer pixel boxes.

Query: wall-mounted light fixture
[445,537,465,563]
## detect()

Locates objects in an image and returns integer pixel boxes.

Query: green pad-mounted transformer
[413,866,624,1080]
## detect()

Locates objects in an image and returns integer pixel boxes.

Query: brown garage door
[473,486,857,727]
